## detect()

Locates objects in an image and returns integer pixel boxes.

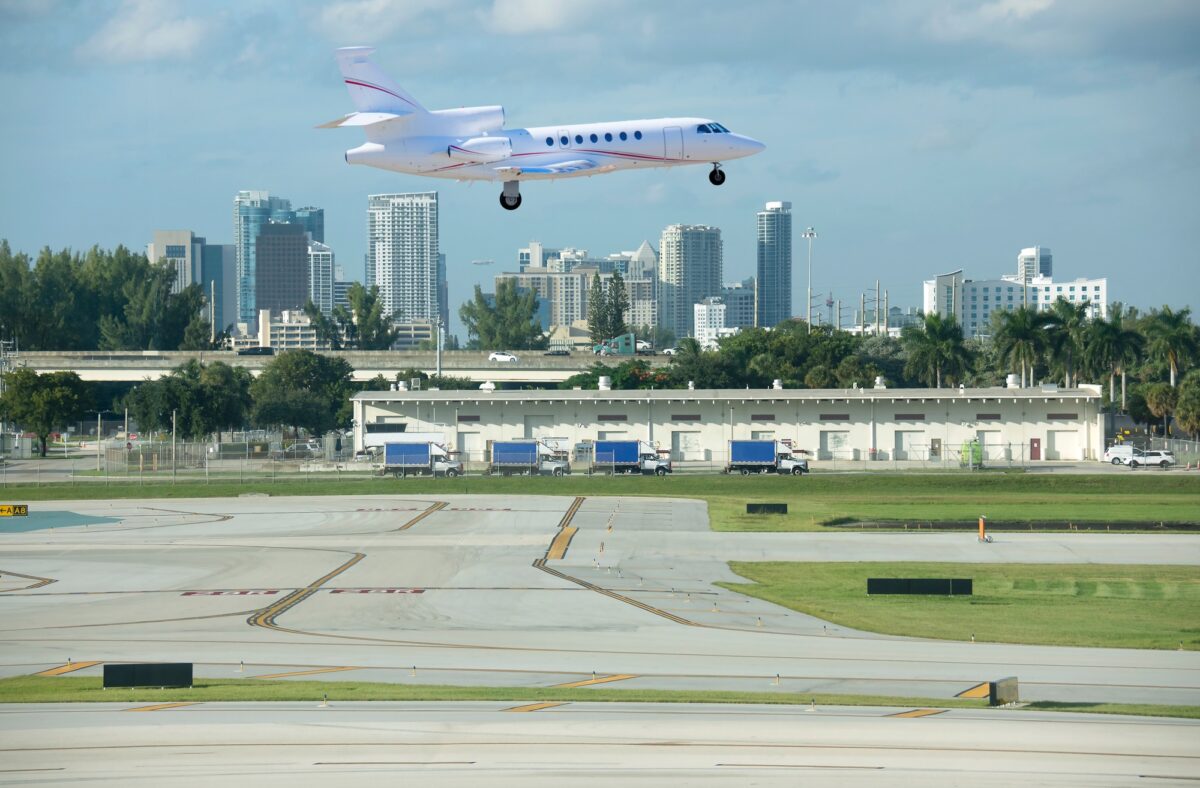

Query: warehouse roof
[353,385,1102,404]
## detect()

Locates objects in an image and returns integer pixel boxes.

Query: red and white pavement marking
[181,590,281,596]
[329,588,425,594]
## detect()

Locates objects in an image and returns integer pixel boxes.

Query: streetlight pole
[436,316,444,379]
[96,411,102,473]
[171,409,177,483]
[801,227,817,332]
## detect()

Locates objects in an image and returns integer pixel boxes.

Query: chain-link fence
[1147,437,1200,467]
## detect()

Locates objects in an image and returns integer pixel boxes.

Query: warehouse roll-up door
[819,430,852,461]
[893,430,924,461]
[1046,430,1080,461]
[976,430,1005,461]
[523,415,554,439]
[671,430,704,461]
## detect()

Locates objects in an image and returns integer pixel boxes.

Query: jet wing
[316,110,412,129]
[495,158,612,176]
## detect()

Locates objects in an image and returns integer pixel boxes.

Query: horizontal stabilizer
[316,111,411,129]
[496,159,603,175]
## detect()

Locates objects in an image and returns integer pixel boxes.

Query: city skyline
[1,1,1196,338]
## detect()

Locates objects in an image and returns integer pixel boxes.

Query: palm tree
[1084,303,1144,410]
[1144,382,1178,437]
[1042,298,1090,388]
[901,313,972,388]
[992,307,1046,388]
[1144,305,1198,387]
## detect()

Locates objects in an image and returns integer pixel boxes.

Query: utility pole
[860,293,866,335]
[210,281,217,344]
[875,280,881,335]
[171,409,177,483]
[836,299,842,331]
[883,290,889,337]
[801,227,817,332]
[96,412,102,473]
[436,316,444,378]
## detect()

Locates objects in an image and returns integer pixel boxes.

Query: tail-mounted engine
[447,136,512,163]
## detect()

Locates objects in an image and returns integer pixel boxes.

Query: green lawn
[1,676,1195,718]
[2,474,1198,532]
[720,562,1200,650]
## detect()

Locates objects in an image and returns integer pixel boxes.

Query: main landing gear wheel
[708,165,726,186]
[500,180,522,210]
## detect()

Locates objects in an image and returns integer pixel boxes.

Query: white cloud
[314,0,448,42]
[485,0,602,35]
[77,0,210,63]
[925,0,1055,43]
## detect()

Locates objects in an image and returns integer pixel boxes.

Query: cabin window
[619,131,628,141]
[545,136,553,146]
[559,135,568,145]
[574,134,583,144]
[634,130,642,140]
[604,132,613,142]
[589,133,598,143]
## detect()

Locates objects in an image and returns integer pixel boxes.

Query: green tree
[1174,371,1200,439]
[1042,298,1092,388]
[344,283,400,350]
[587,272,610,341]
[636,324,675,350]
[303,299,345,350]
[607,271,630,339]
[1144,305,1197,387]
[459,280,546,350]
[124,361,251,441]
[1084,304,1144,411]
[0,368,92,456]
[992,307,1047,388]
[901,313,972,388]
[1143,382,1178,437]
[249,350,355,437]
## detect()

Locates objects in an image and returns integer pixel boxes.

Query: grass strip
[720,562,1200,650]
[3,474,1198,533]
[1,677,1194,719]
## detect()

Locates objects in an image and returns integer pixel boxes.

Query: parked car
[1137,450,1176,469]
[1102,445,1141,465]
[662,347,679,356]
[488,351,519,362]
[353,446,383,462]
[543,349,570,357]
[272,440,321,460]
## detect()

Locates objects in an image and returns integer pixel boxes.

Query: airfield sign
[0,504,29,517]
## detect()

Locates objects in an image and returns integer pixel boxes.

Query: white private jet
[321,47,765,210]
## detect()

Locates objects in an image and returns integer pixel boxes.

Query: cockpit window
[703,122,730,133]
[697,124,711,133]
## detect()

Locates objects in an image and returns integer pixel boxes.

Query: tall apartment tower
[147,230,204,294]
[755,201,792,328]
[308,240,335,316]
[255,223,309,316]
[233,190,293,325]
[367,192,441,322]
[1017,246,1052,282]
[658,224,723,337]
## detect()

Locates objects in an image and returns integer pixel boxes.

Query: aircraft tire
[500,193,522,210]
[709,168,726,186]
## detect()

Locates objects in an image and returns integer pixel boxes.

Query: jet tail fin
[335,46,426,114]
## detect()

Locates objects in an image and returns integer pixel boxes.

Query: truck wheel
[740,468,751,476]
[446,468,459,477]
[393,470,403,479]
[655,467,667,476]
[1111,457,1121,465]
[792,467,803,475]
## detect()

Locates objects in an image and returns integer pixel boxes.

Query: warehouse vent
[894,413,926,421]
[671,414,701,421]
[819,414,850,421]
[750,414,776,422]
[976,413,1002,421]
[1047,413,1078,420]
[457,415,480,423]
[598,415,627,422]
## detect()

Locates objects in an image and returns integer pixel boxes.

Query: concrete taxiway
[1,494,1197,707]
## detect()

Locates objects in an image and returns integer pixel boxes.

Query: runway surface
[1,494,1197,707]
[1,701,1197,786]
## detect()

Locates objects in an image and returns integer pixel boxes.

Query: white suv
[488,351,519,362]
[1137,450,1176,469]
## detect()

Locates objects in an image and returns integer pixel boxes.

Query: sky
[1,0,1198,338]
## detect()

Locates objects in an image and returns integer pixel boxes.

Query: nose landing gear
[708,164,726,186]
[500,180,522,210]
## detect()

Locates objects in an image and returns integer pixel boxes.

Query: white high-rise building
[367,192,440,323]
[659,225,723,337]
[308,240,334,316]
[756,201,792,327]
[694,297,727,349]
[1017,246,1053,282]
[147,230,204,294]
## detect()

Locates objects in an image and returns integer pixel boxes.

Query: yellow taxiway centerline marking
[395,501,449,531]
[956,682,991,699]
[553,673,637,689]
[889,708,948,718]
[36,661,101,676]
[504,701,567,713]
[546,526,578,560]
[126,702,199,712]
[253,666,359,680]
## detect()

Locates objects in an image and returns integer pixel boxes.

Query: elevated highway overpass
[13,350,670,385]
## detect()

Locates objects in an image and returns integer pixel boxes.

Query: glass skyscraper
[756,201,792,328]
[233,190,294,326]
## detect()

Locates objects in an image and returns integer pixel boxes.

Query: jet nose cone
[730,134,765,159]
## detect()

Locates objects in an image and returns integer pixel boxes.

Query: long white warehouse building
[352,385,1104,469]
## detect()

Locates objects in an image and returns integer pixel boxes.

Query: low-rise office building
[351,385,1103,468]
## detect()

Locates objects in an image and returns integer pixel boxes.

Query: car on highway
[1138,450,1176,469]
[488,351,519,362]
[543,349,570,357]
[662,347,679,356]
